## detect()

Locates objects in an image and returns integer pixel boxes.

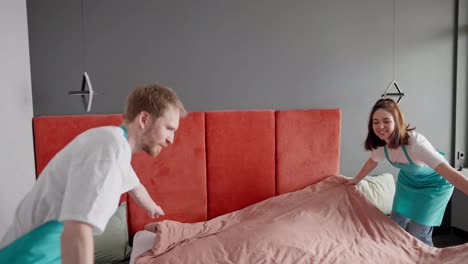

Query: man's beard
[143,144,161,157]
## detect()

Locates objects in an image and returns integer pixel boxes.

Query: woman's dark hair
[364,98,415,150]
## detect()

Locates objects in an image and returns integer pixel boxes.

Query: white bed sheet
[129,230,157,264]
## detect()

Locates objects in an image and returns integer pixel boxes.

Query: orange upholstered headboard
[32,109,341,238]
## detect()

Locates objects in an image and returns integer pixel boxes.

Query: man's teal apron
[0,125,129,263]
[0,221,63,263]
[385,145,454,226]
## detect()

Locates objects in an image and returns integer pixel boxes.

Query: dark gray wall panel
[27,0,84,115]
[82,0,392,113]
[28,0,457,176]
[452,0,468,231]
[455,0,468,169]
[393,0,455,166]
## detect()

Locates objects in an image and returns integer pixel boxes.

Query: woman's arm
[129,184,164,218]
[346,158,378,185]
[434,163,468,195]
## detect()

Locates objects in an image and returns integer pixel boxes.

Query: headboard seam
[203,112,209,221]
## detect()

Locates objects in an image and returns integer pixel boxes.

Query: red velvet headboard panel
[33,114,123,176]
[127,112,207,237]
[205,111,276,219]
[32,114,127,204]
[276,109,341,194]
[32,109,341,238]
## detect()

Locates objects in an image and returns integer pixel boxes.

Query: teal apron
[385,145,454,226]
[0,221,63,264]
[0,125,129,263]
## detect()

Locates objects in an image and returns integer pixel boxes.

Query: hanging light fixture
[381,0,406,103]
[67,0,99,112]
[68,72,95,112]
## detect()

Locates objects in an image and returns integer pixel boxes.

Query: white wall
[0,0,35,239]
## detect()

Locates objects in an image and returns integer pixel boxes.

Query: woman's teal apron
[385,145,454,226]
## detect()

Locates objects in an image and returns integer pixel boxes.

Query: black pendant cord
[381,0,406,103]
[67,0,98,112]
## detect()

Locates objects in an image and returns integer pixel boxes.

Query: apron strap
[383,146,392,164]
[384,145,415,165]
[119,124,128,139]
[401,145,415,164]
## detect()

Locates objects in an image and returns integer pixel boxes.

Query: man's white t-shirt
[370,131,447,169]
[0,126,140,248]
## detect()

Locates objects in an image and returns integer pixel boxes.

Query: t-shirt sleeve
[370,147,385,162]
[59,160,122,235]
[122,167,141,193]
[411,134,448,169]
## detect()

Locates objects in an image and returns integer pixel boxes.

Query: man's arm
[61,220,94,264]
[129,184,164,218]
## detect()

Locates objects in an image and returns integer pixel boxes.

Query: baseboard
[453,227,468,238]
[433,226,452,236]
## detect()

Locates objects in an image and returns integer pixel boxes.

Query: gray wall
[0,0,35,239]
[28,0,459,177]
[452,0,468,232]
[455,0,468,170]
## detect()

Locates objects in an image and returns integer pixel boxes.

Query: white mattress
[129,230,157,264]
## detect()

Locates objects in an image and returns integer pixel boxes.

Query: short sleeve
[411,134,448,169]
[59,160,122,235]
[122,167,141,193]
[370,147,385,163]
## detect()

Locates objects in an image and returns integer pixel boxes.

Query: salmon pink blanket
[136,176,468,264]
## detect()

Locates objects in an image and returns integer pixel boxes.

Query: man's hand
[148,204,165,219]
[129,184,165,218]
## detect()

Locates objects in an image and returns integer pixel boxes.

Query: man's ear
[137,111,151,129]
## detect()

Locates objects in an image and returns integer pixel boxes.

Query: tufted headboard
[33,109,341,238]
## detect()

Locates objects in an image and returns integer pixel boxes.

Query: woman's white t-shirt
[370,131,447,169]
[0,126,140,247]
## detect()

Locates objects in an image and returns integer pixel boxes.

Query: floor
[433,228,468,248]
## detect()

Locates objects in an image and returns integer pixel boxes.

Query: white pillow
[129,230,157,264]
[357,173,395,215]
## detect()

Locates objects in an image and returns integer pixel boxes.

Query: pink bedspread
[136,176,468,264]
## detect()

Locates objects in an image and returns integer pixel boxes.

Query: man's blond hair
[124,83,187,122]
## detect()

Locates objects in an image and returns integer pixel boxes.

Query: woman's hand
[345,177,361,185]
[345,158,378,186]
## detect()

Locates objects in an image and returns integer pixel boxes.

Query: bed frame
[32,109,341,239]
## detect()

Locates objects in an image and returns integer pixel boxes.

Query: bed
[32,109,468,264]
